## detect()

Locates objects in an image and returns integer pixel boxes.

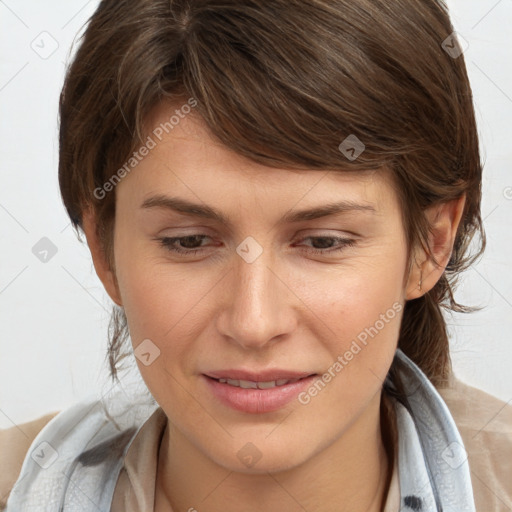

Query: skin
[83,101,466,512]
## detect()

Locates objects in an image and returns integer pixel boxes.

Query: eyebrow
[140,194,377,226]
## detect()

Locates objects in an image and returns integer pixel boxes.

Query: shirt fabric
[2,348,511,511]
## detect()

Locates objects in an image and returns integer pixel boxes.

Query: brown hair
[59,0,485,389]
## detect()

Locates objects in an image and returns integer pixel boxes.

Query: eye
[296,236,357,255]
[156,235,211,255]
[154,234,357,257]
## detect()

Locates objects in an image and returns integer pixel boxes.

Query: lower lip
[202,374,317,414]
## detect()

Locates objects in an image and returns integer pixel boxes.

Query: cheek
[113,241,217,378]
[118,265,196,345]
[113,226,184,339]
[296,244,406,334]
[294,277,404,436]
[114,260,202,406]
[294,245,406,394]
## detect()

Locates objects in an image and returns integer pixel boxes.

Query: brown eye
[297,236,356,255]
[157,235,211,255]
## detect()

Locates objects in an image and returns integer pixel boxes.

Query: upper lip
[204,369,316,382]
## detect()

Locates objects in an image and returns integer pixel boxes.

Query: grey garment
[389,350,476,511]
[5,349,475,512]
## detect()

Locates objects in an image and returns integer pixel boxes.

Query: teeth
[239,380,258,389]
[217,378,301,388]
[257,381,277,389]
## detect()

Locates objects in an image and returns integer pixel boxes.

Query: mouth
[204,374,316,389]
[202,373,319,414]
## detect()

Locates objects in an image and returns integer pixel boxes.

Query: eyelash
[155,235,357,256]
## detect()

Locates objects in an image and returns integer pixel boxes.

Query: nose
[216,243,297,351]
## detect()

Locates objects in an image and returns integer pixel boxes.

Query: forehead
[120,100,399,217]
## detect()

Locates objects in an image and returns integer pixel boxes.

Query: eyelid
[154,232,358,257]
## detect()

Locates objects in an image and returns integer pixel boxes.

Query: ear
[405,194,466,300]
[82,207,123,307]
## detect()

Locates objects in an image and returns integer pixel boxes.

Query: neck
[155,391,394,512]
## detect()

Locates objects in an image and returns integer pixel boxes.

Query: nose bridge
[218,237,295,349]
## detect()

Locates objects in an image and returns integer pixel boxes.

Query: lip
[202,373,318,414]
[204,369,315,381]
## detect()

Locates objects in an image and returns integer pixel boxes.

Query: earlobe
[82,207,123,307]
[405,194,466,301]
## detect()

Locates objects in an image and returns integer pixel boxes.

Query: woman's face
[111,101,413,473]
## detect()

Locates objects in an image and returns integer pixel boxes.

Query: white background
[0,0,511,427]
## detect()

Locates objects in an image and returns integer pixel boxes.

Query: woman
[2,0,511,510]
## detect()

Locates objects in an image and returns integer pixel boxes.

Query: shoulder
[1,395,158,511]
[437,376,512,511]
[0,411,60,510]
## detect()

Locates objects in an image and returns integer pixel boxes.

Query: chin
[207,439,309,475]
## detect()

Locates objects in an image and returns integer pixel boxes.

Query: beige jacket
[1,375,511,511]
